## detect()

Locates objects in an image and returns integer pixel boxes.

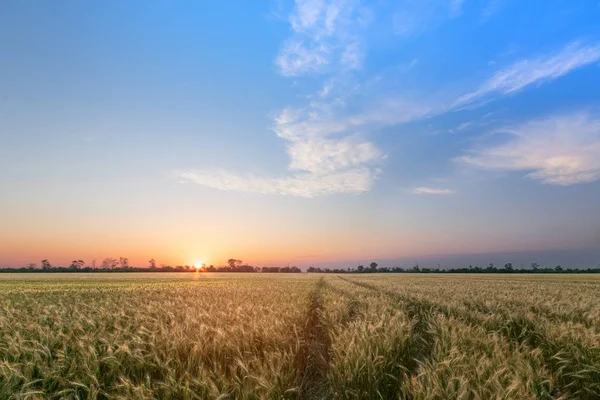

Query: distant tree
[357,265,364,272]
[504,262,514,272]
[91,259,96,269]
[369,262,378,271]
[228,259,242,269]
[70,260,85,270]
[555,265,563,272]
[149,258,156,269]
[412,264,420,273]
[531,262,540,271]
[41,259,52,270]
[102,258,118,269]
[119,257,129,269]
[26,263,37,270]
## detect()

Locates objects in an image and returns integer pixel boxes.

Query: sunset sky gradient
[1,1,600,269]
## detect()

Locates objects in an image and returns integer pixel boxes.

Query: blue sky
[1,0,599,268]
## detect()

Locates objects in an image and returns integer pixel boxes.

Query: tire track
[296,278,331,400]
[340,277,600,400]
[337,277,437,378]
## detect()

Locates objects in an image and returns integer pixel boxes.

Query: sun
[194,262,205,270]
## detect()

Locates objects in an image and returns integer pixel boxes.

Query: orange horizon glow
[1,220,591,269]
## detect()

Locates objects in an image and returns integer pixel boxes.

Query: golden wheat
[0,273,598,399]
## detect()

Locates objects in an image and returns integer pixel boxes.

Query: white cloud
[176,167,377,198]
[176,0,388,197]
[176,88,443,197]
[176,99,386,197]
[277,40,331,75]
[347,96,436,126]
[411,187,457,194]
[457,112,600,185]
[276,0,369,76]
[318,79,334,97]
[456,42,600,106]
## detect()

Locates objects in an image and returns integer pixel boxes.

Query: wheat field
[0,273,598,399]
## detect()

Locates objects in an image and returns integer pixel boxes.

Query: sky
[1,0,600,269]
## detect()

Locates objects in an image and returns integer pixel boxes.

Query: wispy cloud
[276,0,370,76]
[178,5,600,198]
[176,0,387,197]
[176,167,377,197]
[455,42,600,107]
[177,88,443,197]
[411,187,457,194]
[449,121,474,133]
[176,100,385,197]
[457,112,600,185]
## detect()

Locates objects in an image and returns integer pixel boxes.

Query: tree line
[0,258,302,273]
[306,262,600,274]
[2,259,599,274]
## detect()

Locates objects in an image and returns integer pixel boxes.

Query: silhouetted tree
[119,257,129,269]
[102,258,118,269]
[70,260,85,270]
[555,265,563,272]
[41,259,52,270]
[357,265,364,272]
[369,262,378,272]
[228,259,242,268]
[149,258,156,269]
[504,262,514,272]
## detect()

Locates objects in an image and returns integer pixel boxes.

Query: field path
[296,278,331,399]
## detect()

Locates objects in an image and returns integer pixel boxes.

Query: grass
[0,273,598,399]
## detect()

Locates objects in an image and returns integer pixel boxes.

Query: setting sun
[194,262,205,270]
